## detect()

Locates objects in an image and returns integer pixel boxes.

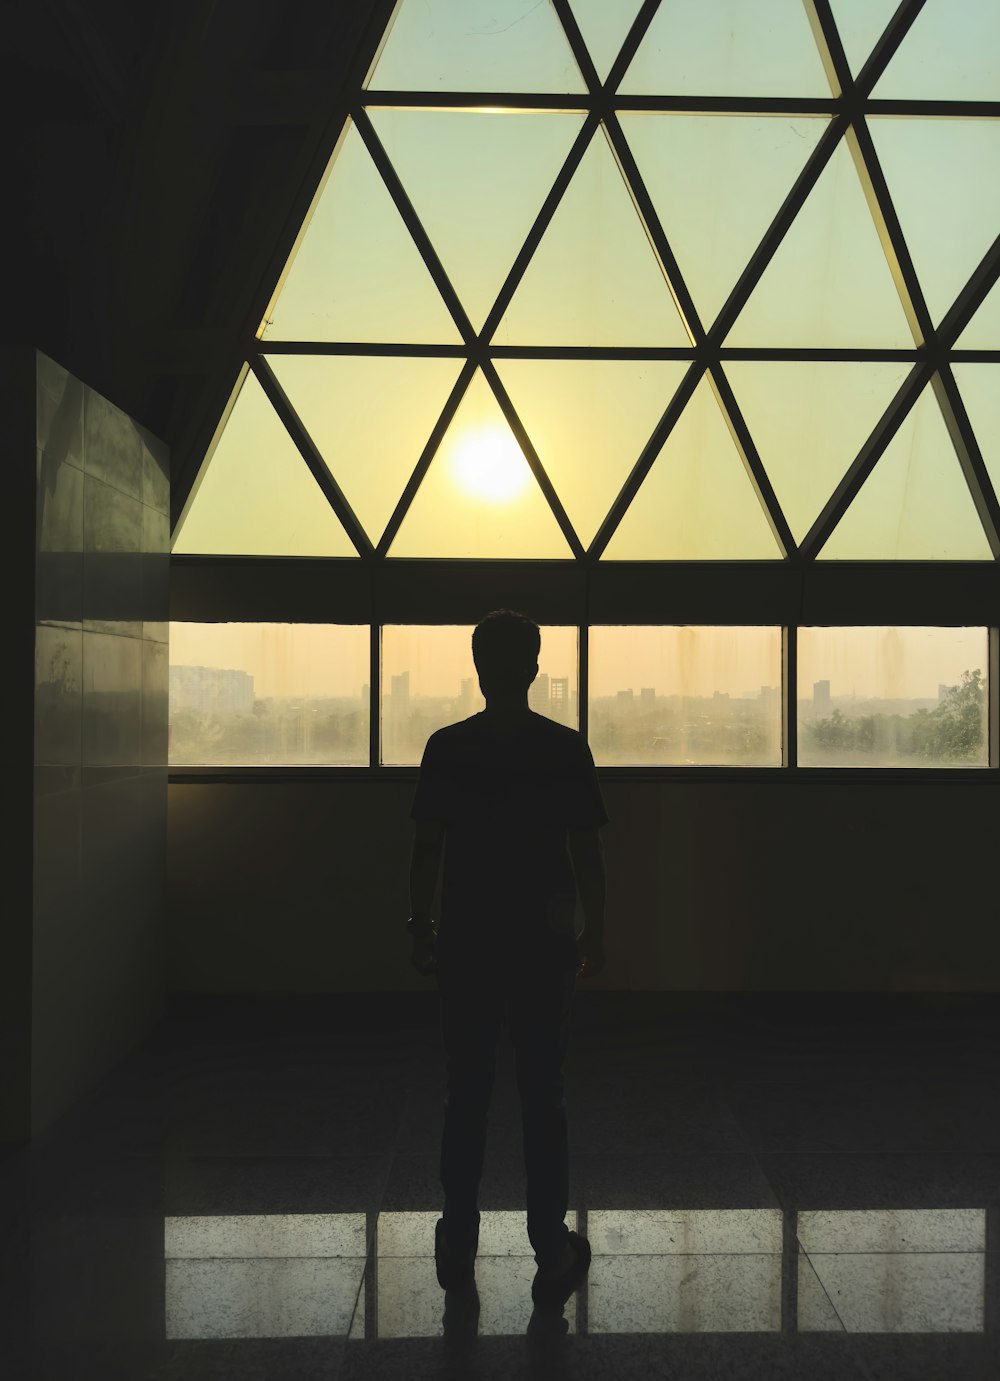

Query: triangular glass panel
[869,117,1000,326]
[495,358,689,548]
[828,0,899,78]
[820,383,993,560]
[172,373,357,557]
[620,0,830,97]
[389,371,572,558]
[957,276,1000,349]
[368,0,586,93]
[568,0,645,82]
[268,355,463,545]
[259,122,460,344]
[495,128,688,346]
[874,0,1000,99]
[622,113,826,329]
[368,109,583,332]
[602,376,782,559]
[726,360,911,543]
[954,365,1000,504]
[727,138,912,347]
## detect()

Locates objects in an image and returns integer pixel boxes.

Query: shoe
[435,1217,477,1290]
[530,1230,592,1307]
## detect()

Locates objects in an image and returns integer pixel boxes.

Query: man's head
[472,609,540,698]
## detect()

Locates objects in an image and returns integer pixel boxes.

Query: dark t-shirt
[411,710,608,951]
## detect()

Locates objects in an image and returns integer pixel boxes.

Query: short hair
[472,609,540,691]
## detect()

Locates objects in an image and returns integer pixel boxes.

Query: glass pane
[168,624,370,766]
[494,358,688,548]
[954,365,1000,502]
[603,377,782,559]
[269,355,462,545]
[622,114,825,329]
[494,128,688,347]
[172,373,356,558]
[259,123,459,344]
[388,370,572,558]
[828,0,899,77]
[368,0,586,93]
[728,139,912,348]
[619,0,830,97]
[874,0,1000,100]
[798,626,988,767]
[368,109,583,332]
[957,275,1000,348]
[589,626,782,766]
[569,0,645,81]
[725,360,911,543]
[380,624,578,765]
[820,382,992,560]
[869,118,1000,325]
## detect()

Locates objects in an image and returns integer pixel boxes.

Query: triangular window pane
[620,0,830,96]
[954,365,1000,505]
[958,277,1000,348]
[389,371,571,558]
[828,0,899,77]
[623,114,826,329]
[259,123,459,344]
[869,118,1000,326]
[172,373,356,557]
[368,0,586,93]
[727,139,912,347]
[602,377,782,559]
[368,109,583,332]
[820,384,993,560]
[874,0,1000,99]
[726,360,911,543]
[495,129,688,346]
[495,358,689,549]
[268,355,463,546]
[568,0,645,82]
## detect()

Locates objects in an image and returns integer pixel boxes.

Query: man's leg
[507,948,577,1268]
[437,951,503,1252]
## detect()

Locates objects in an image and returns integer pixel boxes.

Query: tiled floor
[2,992,999,1380]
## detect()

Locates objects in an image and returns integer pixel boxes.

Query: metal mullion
[709,362,796,557]
[352,106,476,346]
[578,615,589,743]
[588,360,704,558]
[375,359,477,557]
[614,96,838,115]
[781,1209,799,1333]
[709,116,847,345]
[550,0,601,96]
[866,99,1000,118]
[990,630,1000,772]
[798,361,932,559]
[604,0,664,95]
[931,368,1000,558]
[252,355,373,558]
[370,621,379,769]
[783,624,798,768]
[490,345,696,360]
[853,0,928,98]
[718,348,922,362]
[481,360,585,559]
[846,118,933,345]
[480,113,600,344]
[603,110,704,342]
[258,341,466,358]
[951,350,1000,364]
[803,0,852,98]
[362,91,592,111]
[936,233,1000,355]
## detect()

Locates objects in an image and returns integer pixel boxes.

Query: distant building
[549,676,569,720]
[170,665,254,714]
[759,685,779,706]
[390,671,410,712]
[460,677,476,715]
[528,672,550,713]
[938,683,952,701]
[814,679,831,710]
[616,688,635,707]
[639,687,656,713]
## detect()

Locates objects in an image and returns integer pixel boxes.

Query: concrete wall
[167,777,999,994]
[28,351,170,1136]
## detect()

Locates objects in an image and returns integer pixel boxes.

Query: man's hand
[575,933,606,979]
[410,933,438,978]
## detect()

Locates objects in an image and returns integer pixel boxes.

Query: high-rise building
[169,665,254,714]
[640,687,656,713]
[529,672,550,713]
[549,676,568,720]
[390,671,410,710]
[814,679,832,710]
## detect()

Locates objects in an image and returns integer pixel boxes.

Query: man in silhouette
[407,609,608,1307]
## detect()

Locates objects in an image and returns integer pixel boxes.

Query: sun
[450,423,531,503]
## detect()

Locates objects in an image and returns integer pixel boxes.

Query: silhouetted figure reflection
[408,609,608,1308]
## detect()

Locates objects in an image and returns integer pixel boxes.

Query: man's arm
[568,827,605,944]
[409,818,445,925]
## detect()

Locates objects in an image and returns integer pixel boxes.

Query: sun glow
[449,423,532,502]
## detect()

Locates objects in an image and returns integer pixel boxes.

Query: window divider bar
[370,623,380,769]
[990,628,999,772]
[783,625,798,769]
[578,618,590,743]
[932,368,1000,560]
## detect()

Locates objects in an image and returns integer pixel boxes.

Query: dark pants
[435,933,577,1270]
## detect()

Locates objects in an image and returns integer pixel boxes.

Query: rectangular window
[589,626,782,766]
[169,623,370,766]
[797,626,989,767]
[380,624,578,766]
